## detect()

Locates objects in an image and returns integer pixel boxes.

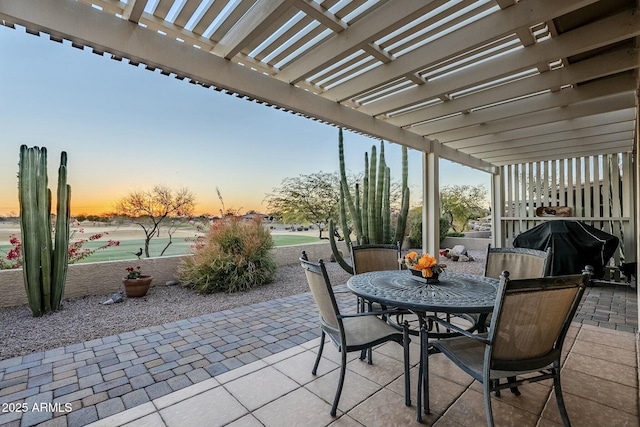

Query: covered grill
[513,220,619,279]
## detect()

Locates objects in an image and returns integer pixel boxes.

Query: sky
[0,24,491,217]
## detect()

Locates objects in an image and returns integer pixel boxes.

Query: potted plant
[122,266,152,297]
[400,251,446,283]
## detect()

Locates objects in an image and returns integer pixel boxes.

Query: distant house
[241,213,268,222]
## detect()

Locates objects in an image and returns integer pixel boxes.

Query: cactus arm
[362,154,369,244]
[19,146,43,316]
[367,145,377,243]
[355,182,364,231]
[329,219,353,274]
[340,184,352,250]
[394,146,410,244]
[38,148,52,313]
[338,129,362,240]
[376,141,386,242]
[395,188,410,245]
[401,146,408,194]
[383,166,391,243]
[330,182,354,274]
[52,153,70,310]
[339,181,352,250]
[354,182,360,221]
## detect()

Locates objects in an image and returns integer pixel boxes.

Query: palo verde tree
[440,184,488,232]
[264,172,343,239]
[115,185,196,257]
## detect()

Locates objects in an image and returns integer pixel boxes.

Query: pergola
[1,1,638,276]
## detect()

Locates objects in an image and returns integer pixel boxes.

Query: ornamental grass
[179,216,276,293]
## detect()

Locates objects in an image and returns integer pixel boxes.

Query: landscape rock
[451,245,468,257]
[101,293,124,305]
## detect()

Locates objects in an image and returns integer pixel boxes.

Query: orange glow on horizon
[0,199,265,217]
[0,182,266,217]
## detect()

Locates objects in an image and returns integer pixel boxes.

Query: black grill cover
[513,220,619,278]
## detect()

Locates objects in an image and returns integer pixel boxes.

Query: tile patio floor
[0,283,637,427]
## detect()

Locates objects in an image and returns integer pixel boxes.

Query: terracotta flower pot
[122,275,153,297]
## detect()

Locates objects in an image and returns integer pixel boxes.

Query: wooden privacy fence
[499,152,635,267]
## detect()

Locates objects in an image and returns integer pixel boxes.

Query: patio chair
[484,244,551,280]
[351,243,401,273]
[470,244,552,332]
[300,252,411,416]
[351,243,402,314]
[351,243,411,361]
[426,267,591,427]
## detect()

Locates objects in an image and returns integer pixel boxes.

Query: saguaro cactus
[329,129,410,274]
[18,145,71,317]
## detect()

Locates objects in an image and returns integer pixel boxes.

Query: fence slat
[499,153,631,264]
[602,155,611,235]
[557,159,564,207]
[584,157,591,218]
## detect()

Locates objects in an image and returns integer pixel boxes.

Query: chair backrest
[484,244,551,280]
[300,252,340,330]
[351,244,400,274]
[488,269,590,370]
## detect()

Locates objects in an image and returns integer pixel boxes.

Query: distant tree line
[73,214,114,223]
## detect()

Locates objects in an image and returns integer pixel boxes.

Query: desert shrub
[407,207,421,248]
[440,217,451,241]
[179,217,276,293]
[406,206,450,247]
[446,232,465,237]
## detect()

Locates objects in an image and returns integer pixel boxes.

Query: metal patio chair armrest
[427,315,491,343]
[340,309,407,319]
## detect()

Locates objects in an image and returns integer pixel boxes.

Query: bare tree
[115,185,196,257]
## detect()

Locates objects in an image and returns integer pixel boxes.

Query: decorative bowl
[409,268,439,284]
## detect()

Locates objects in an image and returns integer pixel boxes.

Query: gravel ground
[0,250,485,361]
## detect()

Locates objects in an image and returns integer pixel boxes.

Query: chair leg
[476,313,489,333]
[403,321,411,407]
[416,316,430,423]
[331,349,347,417]
[483,380,495,427]
[360,300,374,364]
[507,376,521,396]
[553,372,572,427]
[312,331,325,375]
[416,359,423,423]
[358,297,373,365]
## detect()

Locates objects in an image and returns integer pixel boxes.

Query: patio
[0,280,636,427]
[0,1,638,426]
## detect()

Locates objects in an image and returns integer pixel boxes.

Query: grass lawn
[271,234,321,246]
[0,233,323,265]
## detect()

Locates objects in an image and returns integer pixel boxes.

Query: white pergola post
[491,168,504,247]
[635,90,639,332]
[422,144,440,259]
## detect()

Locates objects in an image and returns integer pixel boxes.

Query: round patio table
[347,270,499,422]
[347,270,498,314]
